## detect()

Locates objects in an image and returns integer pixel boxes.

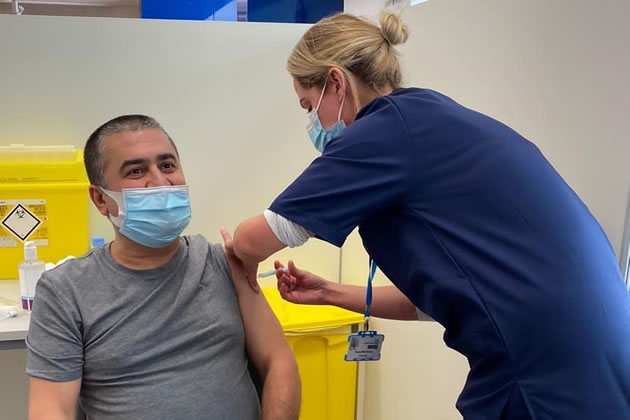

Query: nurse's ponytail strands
[287,11,409,106]
[379,11,409,46]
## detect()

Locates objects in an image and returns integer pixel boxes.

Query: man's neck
[110,232,181,270]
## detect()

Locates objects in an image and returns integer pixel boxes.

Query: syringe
[257,267,289,279]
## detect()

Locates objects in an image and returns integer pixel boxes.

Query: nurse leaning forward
[221,11,630,420]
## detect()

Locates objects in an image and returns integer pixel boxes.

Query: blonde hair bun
[379,11,409,46]
[288,12,407,105]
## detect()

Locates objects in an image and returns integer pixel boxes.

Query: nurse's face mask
[100,185,192,248]
[307,79,346,153]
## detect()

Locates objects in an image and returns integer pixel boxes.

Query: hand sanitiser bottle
[91,237,105,249]
[18,241,46,311]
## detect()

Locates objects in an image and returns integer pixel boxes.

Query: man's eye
[128,168,143,176]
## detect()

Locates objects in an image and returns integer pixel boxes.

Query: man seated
[26,114,301,420]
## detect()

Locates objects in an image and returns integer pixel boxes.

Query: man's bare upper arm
[29,377,81,420]
[225,253,293,375]
[225,250,301,419]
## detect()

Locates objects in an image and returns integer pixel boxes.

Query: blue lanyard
[364,259,377,320]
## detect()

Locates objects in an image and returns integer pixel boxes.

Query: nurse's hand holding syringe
[275,260,421,321]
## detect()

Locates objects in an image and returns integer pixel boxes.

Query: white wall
[343,1,630,419]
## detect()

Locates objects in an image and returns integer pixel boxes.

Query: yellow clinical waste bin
[0,145,89,279]
[263,287,364,420]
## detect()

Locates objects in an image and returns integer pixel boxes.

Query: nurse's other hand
[276,260,329,305]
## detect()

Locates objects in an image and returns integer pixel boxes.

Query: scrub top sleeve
[270,97,412,247]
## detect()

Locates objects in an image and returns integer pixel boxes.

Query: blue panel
[142,0,342,22]
[213,0,237,21]
[247,0,343,23]
[142,0,234,21]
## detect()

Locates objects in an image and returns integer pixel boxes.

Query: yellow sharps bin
[263,287,364,420]
[0,145,89,280]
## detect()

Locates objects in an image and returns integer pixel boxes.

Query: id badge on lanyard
[344,259,385,362]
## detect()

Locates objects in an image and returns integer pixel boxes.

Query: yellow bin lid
[0,145,87,183]
[262,287,364,332]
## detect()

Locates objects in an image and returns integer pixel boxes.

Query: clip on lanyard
[363,259,377,331]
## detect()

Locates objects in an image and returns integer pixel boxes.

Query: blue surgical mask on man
[101,185,192,248]
[307,79,346,153]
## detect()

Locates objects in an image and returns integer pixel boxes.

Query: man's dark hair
[84,114,178,187]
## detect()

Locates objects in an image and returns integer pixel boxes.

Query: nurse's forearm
[325,284,418,321]
[233,214,287,265]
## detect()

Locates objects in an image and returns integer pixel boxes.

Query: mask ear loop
[337,94,345,122]
[99,187,125,227]
[315,76,345,121]
[314,78,328,112]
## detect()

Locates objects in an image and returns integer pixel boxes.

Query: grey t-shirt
[26,235,260,419]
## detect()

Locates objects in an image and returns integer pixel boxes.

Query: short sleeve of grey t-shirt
[26,235,260,419]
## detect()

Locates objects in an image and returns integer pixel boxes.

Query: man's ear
[89,185,110,217]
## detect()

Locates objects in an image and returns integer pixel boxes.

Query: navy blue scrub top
[270,88,630,419]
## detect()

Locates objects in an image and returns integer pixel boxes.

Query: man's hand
[220,227,260,292]
[276,260,331,305]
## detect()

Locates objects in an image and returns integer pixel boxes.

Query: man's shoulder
[184,234,225,260]
[41,248,102,289]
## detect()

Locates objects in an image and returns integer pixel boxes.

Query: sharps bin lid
[262,287,364,332]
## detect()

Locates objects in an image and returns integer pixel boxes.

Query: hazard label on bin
[0,200,48,246]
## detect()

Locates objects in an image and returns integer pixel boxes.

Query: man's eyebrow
[156,153,177,162]
[119,158,147,175]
